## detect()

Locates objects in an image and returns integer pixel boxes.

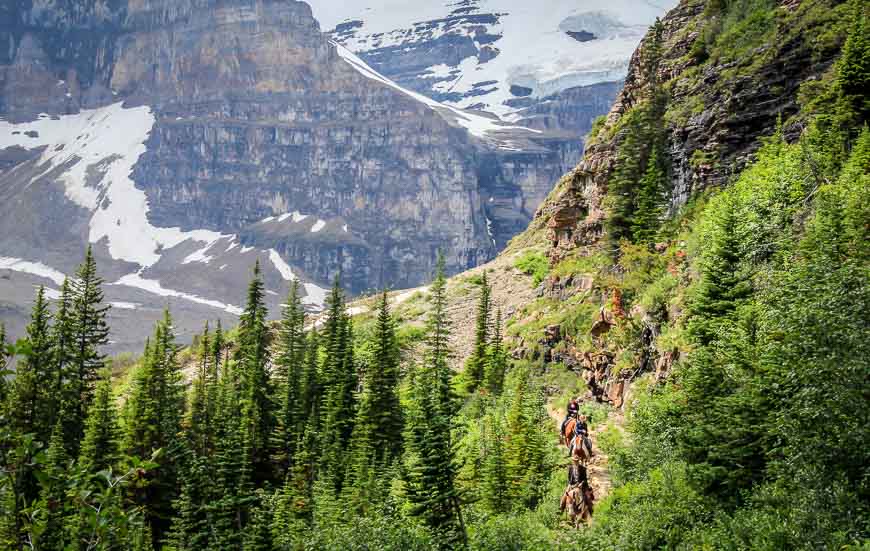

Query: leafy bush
[573,461,712,550]
[467,513,553,551]
[514,251,549,286]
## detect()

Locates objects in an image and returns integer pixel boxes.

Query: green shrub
[514,251,549,286]
[467,513,553,550]
[573,461,712,550]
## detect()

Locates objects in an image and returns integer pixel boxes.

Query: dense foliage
[562,1,870,547]
[0,252,561,550]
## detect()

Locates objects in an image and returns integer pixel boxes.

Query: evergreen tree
[79,374,121,473]
[688,193,753,345]
[631,145,668,245]
[65,247,110,455]
[271,423,317,548]
[500,375,549,509]
[212,319,225,379]
[187,323,213,456]
[167,454,213,551]
[211,350,252,549]
[356,290,403,465]
[34,422,70,551]
[0,324,7,407]
[50,279,74,434]
[271,281,306,474]
[605,19,667,250]
[838,1,870,121]
[463,272,491,393]
[319,276,357,493]
[242,491,273,551]
[237,261,273,483]
[300,329,320,427]
[483,308,507,396]
[10,287,54,446]
[406,254,466,548]
[123,311,186,545]
[9,287,52,442]
[481,414,509,514]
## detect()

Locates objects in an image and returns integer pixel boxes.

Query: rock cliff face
[535,0,843,262]
[0,0,597,351]
[521,0,848,406]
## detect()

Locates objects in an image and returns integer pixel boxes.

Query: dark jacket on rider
[568,464,588,487]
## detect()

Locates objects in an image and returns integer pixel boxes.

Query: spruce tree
[123,311,185,545]
[211,347,252,549]
[319,276,356,493]
[212,319,225,379]
[5,288,54,514]
[167,454,213,551]
[483,308,507,396]
[271,281,306,474]
[631,145,667,245]
[300,328,320,427]
[9,286,52,442]
[463,271,491,393]
[481,415,509,514]
[688,194,752,344]
[50,279,74,434]
[10,287,58,446]
[65,246,110,455]
[500,376,550,509]
[406,254,465,548]
[79,374,121,473]
[271,423,317,548]
[838,0,870,121]
[242,492,273,551]
[35,422,71,551]
[0,324,7,406]
[237,261,273,483]
[356,290,403,465]
[187,323,212,456]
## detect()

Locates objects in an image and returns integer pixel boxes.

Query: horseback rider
[560,397,580,438]
[562,455,594,523]
[567,456,588,487]
[572,414,593,458]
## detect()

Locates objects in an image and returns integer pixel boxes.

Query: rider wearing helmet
[561,397,580,438]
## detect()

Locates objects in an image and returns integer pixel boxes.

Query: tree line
[0,251,550,550]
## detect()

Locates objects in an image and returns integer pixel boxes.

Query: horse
[562,418,590,465]
[560,483,595,527]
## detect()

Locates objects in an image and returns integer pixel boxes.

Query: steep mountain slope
[0,0,610,351]
[344,0,867,545]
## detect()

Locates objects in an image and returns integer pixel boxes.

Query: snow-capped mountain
[1,0,601,352]
[307,0,677,119]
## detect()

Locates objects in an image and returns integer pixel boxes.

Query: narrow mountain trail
[547,401,625,510]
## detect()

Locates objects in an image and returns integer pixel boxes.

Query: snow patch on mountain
[0,104,331,310]
[112,272,245,316]
[333,42,538,146]
[0,257,67,285]
[0,104,228,267]
[309,0,677,117]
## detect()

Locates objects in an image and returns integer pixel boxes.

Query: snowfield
[0,104,331,309]
[309,0,677,117]
[333,42,539,148]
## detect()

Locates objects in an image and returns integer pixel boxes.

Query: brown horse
[562,418,590,465]
[560,483,595,527]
